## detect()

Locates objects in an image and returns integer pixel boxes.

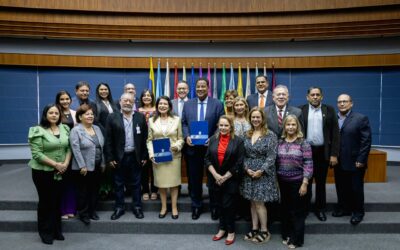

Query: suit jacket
[299,104,340,161]
[70,124,105,171]
[246,91,273,110]
[181,97,224,154]
[204,135,244,193]
[146,115,184,160]
[338,111,371,171]
[105,111,148,165]
[265,104,304,138]
[172,98,188,118]
[95,100,118,129]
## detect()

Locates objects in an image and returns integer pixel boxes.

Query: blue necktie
[199,102,205,121]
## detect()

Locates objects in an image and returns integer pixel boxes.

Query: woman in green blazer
[28,104,71,245]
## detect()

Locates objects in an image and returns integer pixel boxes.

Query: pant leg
[114,156,129,210]
[141,161,150,194]
[279,180,292,240]
[351,168,366,216]
[310,146,329,211]
[221,191,236,233]
[88,168,101,215]
[334,165,351,212]
[74,170,90,219]
[185,146,206,208]
[129,153,142,209]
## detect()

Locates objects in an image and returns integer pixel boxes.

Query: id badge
[136,125,141,134]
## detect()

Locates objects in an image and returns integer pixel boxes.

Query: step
[1,210,400,234]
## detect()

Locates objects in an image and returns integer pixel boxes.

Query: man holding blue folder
[182,78,224,220]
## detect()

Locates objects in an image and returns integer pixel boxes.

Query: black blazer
[338,111,371,171]
[95,100,118,129]
[105,111,148,165]
[204,135,245,194]
[299,104,340,161]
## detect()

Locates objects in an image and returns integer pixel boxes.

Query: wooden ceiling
[0,0,400,42]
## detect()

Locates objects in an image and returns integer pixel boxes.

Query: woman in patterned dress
[240,107,279,244]
[138,89,158,200]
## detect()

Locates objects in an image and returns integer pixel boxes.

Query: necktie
[278,109,283,126]
[259,95,265,108]
[199,102,205,121]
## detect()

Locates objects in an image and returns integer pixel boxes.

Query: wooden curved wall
[0,0,399,41]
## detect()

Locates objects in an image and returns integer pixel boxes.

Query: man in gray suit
[172,80,189,118]
[265,84,303,138]
[246,75,273,110]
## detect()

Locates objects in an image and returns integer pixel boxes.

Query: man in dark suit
[105,93,148,220]
[172,80,189,118]
[70,81,97,117]
[299,87,340,221]
[265,84,303,138]
[332,94,371,225]
[246,75,273,110]
[181,77,224,220]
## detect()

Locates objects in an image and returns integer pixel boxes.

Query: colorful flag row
[148,58,276,100]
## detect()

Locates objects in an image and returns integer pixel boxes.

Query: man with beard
[105,93,148,220]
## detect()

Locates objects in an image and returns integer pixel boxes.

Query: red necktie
[278,109,283,126]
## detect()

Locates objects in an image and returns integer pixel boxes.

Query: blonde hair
[247,107,268,137]
[233,96,249,121]
[281,114,304,139]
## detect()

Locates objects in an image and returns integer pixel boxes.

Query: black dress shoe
[90,212,100,220]
[211,209,219,220]
[314,211,327,221]
[79,216,91,225]
[133,208,144,219]
[192,208,201,220]
[171,213,179,220]
[41,237,53,245]
[332,210,351,217]
[111,209,125,220]
[54,233,65,241]
[350,215,363,225]
[159,211,167,219]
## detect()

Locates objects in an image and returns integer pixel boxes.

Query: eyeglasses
[337,100,350,104]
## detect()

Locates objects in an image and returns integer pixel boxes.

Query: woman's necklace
[49,126,59,135]
[84,126,95,136]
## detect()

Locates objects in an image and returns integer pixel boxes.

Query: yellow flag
[237,63,243,97]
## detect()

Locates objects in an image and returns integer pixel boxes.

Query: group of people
[28,75,372,248]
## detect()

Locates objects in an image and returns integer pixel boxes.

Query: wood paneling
[0,0,399,14]
[327,150,387,183]
[1,53,399,68]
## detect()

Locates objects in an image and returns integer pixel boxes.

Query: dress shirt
[307,104,324,146]
[338,110,351,130]
[197,97,208,121]
[178,97,188,118]
[123,113,135,152]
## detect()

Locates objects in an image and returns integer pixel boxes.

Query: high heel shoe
[159,211,167,218]
[171,213,179,219]
[212,231,226,241]
[225,235,235,245]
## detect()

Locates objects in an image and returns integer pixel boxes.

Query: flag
[254,63,258,93]
[155,59,162,98]
[271,62,276,90]
[190,64,195,98]
[228,63,235,90]
[174,63,178,99]
[164,60,170,97]
[182,63,186,81]
[199,63,203,78]
[245,63,251,98]
[207,63,212,97]
[219,63,227,102]
[263,62,267,76]
[237,63,243,97]
[213,63,218,99]
[148,57,155,94]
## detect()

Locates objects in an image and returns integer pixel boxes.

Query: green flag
[219,63,227,102]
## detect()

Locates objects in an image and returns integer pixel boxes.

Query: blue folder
[152,138,173,163]
[190,121,209,145]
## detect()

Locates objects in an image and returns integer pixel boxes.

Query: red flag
[174,63,179,99]
[271,62,276,90]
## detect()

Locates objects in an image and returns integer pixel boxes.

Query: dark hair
[75,104,93,123]
[307,86,323,95]
[75,81,90,90]
[139,89,155,107]
[95,82,114,103]
[55,90,72,124]
[255,74,268,82]
[152,96,174,122]
[196,77,209,87]
[40,104,62,128]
